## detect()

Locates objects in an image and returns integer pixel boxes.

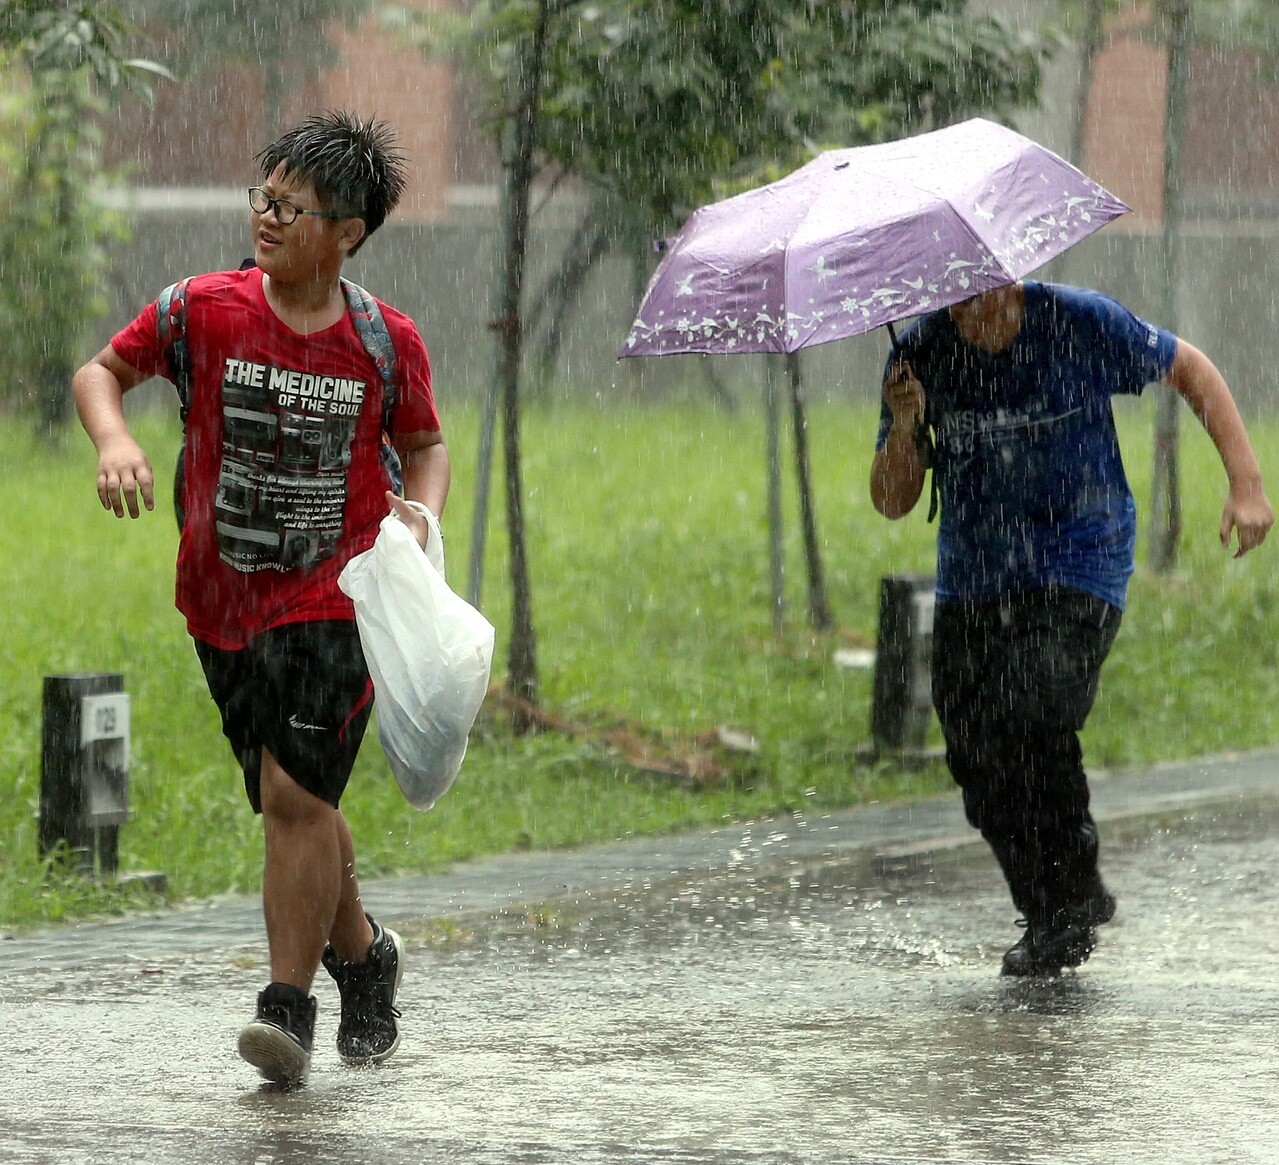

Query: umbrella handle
[884,322,937,516]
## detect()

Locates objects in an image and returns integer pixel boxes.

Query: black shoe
[322,915,404,1064]
[1082,880,1117,926]
[1000,904,1102,978]
[238,982,316,1085]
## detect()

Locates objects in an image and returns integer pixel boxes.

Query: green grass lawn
[3,392,1277,927]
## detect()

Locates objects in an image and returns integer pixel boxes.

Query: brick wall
[1183,47,1279,217]
[101,0,455,221]
[1083,4,1279,226]
[1084,30,1168,225]
[325,1,455,218]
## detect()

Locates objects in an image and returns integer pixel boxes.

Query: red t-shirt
[111,267,441,649]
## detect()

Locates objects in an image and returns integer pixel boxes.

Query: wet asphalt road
[2,754,1278,1164]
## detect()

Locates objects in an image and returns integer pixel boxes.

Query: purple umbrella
[620,118,1130,359]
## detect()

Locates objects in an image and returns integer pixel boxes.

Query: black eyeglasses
[248,187,349,225]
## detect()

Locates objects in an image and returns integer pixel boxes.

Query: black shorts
[194,621,374,814]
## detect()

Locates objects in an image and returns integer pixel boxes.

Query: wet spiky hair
[257,111,408,251]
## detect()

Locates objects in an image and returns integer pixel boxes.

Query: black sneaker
[322,916,404,1064]
[1082,880,1117,926]
[1001,913,1097,977]
[237,982,316,1086]
[1001,877,1118,978]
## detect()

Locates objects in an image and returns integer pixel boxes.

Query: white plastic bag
[338,507,494,809]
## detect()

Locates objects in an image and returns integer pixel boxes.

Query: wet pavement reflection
[3,795,1278,1163]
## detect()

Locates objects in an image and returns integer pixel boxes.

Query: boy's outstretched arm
[1163,339,1274,557]
[73,346,154,519]
[387,429,450,550]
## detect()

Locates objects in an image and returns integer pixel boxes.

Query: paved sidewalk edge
[2,748,1276,972]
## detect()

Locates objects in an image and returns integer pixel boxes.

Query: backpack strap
[156,277,194,420]
[341,278,398,436]
[157,277,195,530]
[341,277,403,495]
[915,407,938,523]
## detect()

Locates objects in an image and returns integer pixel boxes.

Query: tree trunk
[1069,0,1105,168]
[33,74,86,439]
[764,357,785,635]
[699,357,738,415]
[530,203,613,392]
[37,147,76,439]
[467,373,500,607]
[1061,0,1105,291]
[264,62,288,136]
[1149,0,1190,574]
[623,249,651,396]
[496,0,552,730]
[786,353,832,631]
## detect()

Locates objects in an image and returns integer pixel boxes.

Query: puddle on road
[2,797,1278,1163]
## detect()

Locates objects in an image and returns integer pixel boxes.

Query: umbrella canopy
[620,118,1130,358]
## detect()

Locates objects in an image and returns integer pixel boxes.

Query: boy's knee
[259,752,332,825]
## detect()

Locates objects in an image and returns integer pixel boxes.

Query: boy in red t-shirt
[73,112,450,1087]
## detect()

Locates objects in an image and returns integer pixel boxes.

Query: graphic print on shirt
[935,399,1093,522]
[214,357,366,572]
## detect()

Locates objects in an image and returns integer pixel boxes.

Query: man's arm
[870,361,927,519]
[1163,338,1273,557]
[386,429,451,550]
[73,346,155,518]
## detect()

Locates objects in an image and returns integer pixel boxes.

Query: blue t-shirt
[876,282,1177,609]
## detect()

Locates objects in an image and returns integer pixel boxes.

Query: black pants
[931,586,1121,924]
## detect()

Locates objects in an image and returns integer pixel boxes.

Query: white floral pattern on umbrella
[621,119,1129,358]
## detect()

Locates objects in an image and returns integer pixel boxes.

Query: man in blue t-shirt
[870,280,1273,977]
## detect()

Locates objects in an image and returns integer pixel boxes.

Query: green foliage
[0,68,126,430]
[0,5,162,433]
[2,399,1277,928]
[535,0,800,221]
[392,0,1054,385]
[0,1,170,98]
[397,0,1054,229]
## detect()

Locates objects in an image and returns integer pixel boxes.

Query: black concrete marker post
[870,575,937,757]
[40,674,130,877]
